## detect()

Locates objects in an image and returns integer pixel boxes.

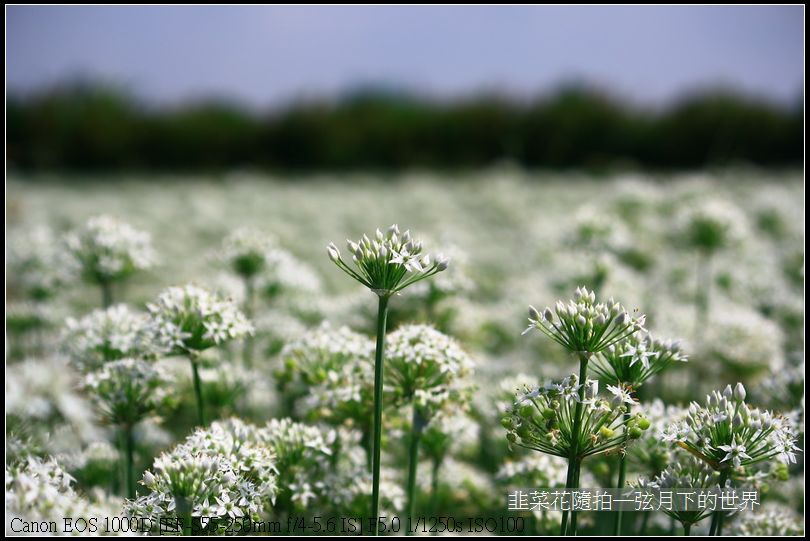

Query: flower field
[5,169,804,536]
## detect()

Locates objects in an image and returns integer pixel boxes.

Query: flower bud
[734,382,746,401]
[327,243,340,262]
[543,307,554,322]
[628,426,643,439]
[528,305,541,321]
[637,417,651,431]
[142,470,155,486]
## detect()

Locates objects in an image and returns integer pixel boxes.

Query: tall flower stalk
[502,375,650,535]
[147,284,253,427]
[384,325,473,532]
[83,358,174,499]
[522,286,645,535]
[591,332,687,535]
[327,225,448,535]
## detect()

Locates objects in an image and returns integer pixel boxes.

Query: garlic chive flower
[636,456,723,533]
[590,332,688,387]
[327,224,449,297]
[83,359,174,427]
[503,376,649,459]
[524,287,645,354]
[725,504,805,536]
[661,383,800,472]
[385,324,475,416]
[147,284,253,426]
[147,284,254,355]
[129,419,277,530]
[218,227,274,280]
[65,215,156,305]
[6,456,117,535]
[63,304,155,372]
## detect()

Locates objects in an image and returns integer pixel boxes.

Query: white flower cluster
[496,453,568,488]
[6,456,121,535]
[726,504,804,536]
[591,331,688,387]
[83,359,175,426]
[675,198,747,254]
[129,418,277,526]
[63,304,154,372]
[8,226,77,300]
[661,383,799,470]
[629,399,687,475]
[503,375,650,458]
[385,324,475,414]
[328,224,449,296]
[243,418,335,511]
[65,215,156,284]
[524,286,646,354]
[146,284,254,354]
[278,323,375,422]
[6,356,99,449]
[420,411,480,464]
[700,306,784,375]
[636,456,721,528]
[217,227,275,279]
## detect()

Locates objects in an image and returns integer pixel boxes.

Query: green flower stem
[189,354,207,427]
[370,294,390,536]
[694,252,712,345]
[101,281,113,308]
[429,458,440,514]
[123,424,135,499]
[683,522,692,536]
[708,470,729,536]
[613,410,631,536]
[405,405,425,536]
[567,352,590,536]
[176,496,193,536]
[243,276,255,367]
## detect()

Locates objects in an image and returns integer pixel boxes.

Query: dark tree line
[6,83,803,172]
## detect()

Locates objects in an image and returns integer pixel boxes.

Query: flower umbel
[661,383,799,472]
[524,286,645,353]
[328,224,449,296]
[590,332,688,387]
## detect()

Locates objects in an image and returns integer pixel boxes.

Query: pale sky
[6,5,805,107]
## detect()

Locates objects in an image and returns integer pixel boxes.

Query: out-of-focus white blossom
[8,226,77,300]
[65,215,156,285]
[6,456,123,535]
[385,324,475,416]
[62,304,154,372]
[146,284,253,355]
[83,359,175,426]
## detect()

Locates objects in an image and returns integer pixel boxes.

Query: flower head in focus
[502,375,650,459]
[660,383,800,472]
[591,332,688,387]
[327,224,449,297]
[523,286,646,354]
